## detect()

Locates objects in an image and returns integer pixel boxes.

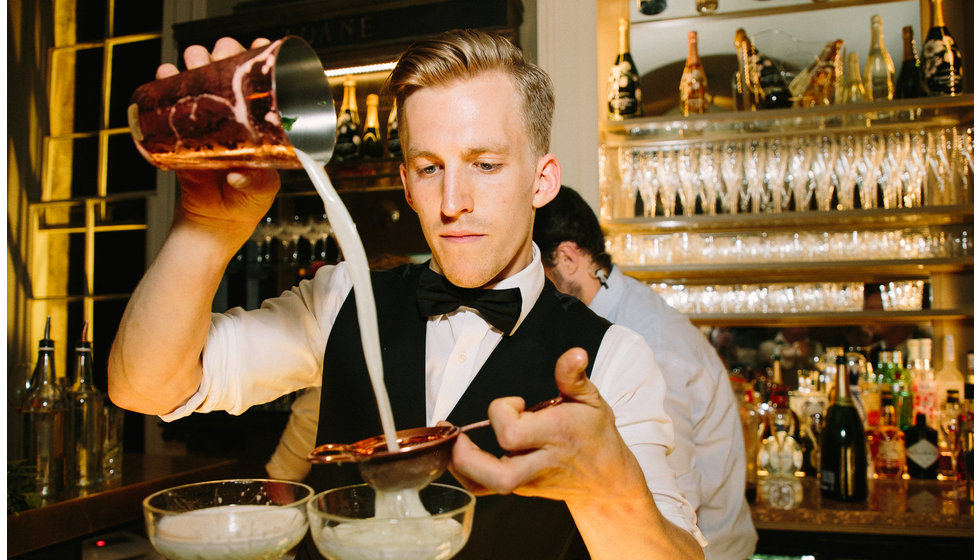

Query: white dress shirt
[162,246,705,546]
[590,266,757,560]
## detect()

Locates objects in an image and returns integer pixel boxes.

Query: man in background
[533,186,757,560]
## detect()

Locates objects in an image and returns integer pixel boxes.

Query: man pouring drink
[109,29,706,560]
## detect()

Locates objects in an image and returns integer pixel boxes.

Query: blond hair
[385,29,554,158]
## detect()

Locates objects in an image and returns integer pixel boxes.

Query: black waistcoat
[303,262,610,560]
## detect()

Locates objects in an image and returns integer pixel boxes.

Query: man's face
[400,71,555,288]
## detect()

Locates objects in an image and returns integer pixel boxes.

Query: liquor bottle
[696,0,717,15]
[863,14,895,101]
[867,395,906,478]
[842,52,870,104]
[386,99,401,159]
[334,74,361,161]
[895,26,926,99]
[905,412,939,479]
[910,338,939,427]
[68,321,104,493]
[679,31,709,116]
[955,366,973,493]
[820,356,869,502]
[21,317,69,503]
[935,334,965,405]
[360,94,383,159]
[756,53,793,110]
[796,39,844,108]
[733,28,763,111]
[735,384,761,501]
[937,389,960,478]
[639,0,667,16]
[921,0,963,95]
[607,18,642,120]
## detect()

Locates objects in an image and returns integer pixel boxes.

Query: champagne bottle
[68,321,104,493]
[607,18,642,120]
[386,99,401,159]
[864,14,895,101]
[334,74,361,161]
[796,39,844,108]
[360,94,383,159]
[896,26,926,99]
[935,334,965,404]
[905,412,939,478]
[842,52,870,104]
[820,355,868,502]
[21,317,69,504]
[757,53,793,109]
[679,31,709,116]
[955,365,973,491]
[921,0,963,95]
[733,28,763,111]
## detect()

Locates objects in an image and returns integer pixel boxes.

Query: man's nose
[441,166,474,218]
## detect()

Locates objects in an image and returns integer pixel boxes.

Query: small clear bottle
[21,317,69,504]
[68,322,105,493]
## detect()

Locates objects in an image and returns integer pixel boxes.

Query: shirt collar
[588,264,625,319]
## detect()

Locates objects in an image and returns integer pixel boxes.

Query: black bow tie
[416,268,523,335]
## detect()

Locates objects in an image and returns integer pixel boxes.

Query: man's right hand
[163,37,280,238]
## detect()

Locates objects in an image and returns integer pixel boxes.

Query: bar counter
[8,453,242,558]
[750,475,974,558]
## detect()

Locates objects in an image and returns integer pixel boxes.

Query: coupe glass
[143,479,313,560]
[307,483,475,560]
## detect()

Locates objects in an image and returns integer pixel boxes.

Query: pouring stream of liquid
[296,149,399,452]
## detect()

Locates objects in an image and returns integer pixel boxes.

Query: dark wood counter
[8,453,242,558]
[750,476,974,558]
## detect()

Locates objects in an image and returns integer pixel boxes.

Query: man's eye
[477,162,501,172]
[418,165,439,176]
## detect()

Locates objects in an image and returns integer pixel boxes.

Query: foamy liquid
[296,149,399,451]
[152,504,306,560]
[316,517,466,560]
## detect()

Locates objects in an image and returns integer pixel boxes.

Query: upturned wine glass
[676,145,700,217]
[657,148,680,217]
[697,143,720,215]
[880,131,910,209]
[903,130,927,208]
[742,140,766,213]
[857,133,885,209]
[833,134,862,210]
[811,135,837,212]
[786,136,814,212]
[719,140,743,214]
[638,150,661,218]
[764,138,790,212]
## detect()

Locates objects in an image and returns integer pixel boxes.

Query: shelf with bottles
[631,0,913,26]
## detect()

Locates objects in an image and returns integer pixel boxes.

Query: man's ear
[553,241,583,276]
[400,163,416,211]
[532,153,561,208]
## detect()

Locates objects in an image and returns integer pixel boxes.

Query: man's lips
[440,232,484,242]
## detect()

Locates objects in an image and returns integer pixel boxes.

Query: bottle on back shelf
[360,94,383,159]
[820,355,868,502]
[935,334,965,406]
[679,31,709,116]
[910,338,939,427]
[733,28,763,111]
[864,14,895,101]
[955,364,973,495]
[607,17,642,120]
[795,39,844,108]
[868,393,906,479]
[21,317,69,504]
[921,0,963,96]
[938,389,960,478]
[896,25,926,99]
[905,412,939,479]
[386,99,401,159]
[334,74,361,162]
[68,321,104,493]
[842,52,870,104]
